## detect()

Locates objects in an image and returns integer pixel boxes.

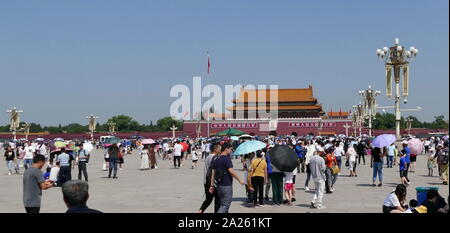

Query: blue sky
[0,0,448,126]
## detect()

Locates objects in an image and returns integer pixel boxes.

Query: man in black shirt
[356,142,367,165]
[371,147,385,187]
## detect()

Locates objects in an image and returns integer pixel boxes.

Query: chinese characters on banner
[289,122,336,128]
[211,123,258,129]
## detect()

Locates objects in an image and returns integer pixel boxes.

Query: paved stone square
[0,148,447,213]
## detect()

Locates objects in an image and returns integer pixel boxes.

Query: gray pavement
[0,148,448,213]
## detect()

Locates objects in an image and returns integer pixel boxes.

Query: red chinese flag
[207,54,211,75]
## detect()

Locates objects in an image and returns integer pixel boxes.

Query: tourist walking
[173,141,183,168]
[325,149,338,192]
[264,149,273,202]
[435,144,449,185]
[76,144,89,182]
[400,142,411,182]
[108,144,119,179]
[310,148,327,209]
[427,146,436,177]
[4,147,15,175]
[23,154,54,213]
[198,143,221,213]
[294,141,305,173]
[149,144,157,169]
[57,148,72,186]
[23,142,35,170]
[399,152,410,185]
[304,141,316,191]
[324,148,334,193]
[248,152,267,207]
[333,142,345,170]
[191,146,200,169]
[387,143,395,168]
[118,145,124,170]
[371,146,385,187]
[209,143,245,213]
[140,145,150,170]
[356,141,367,165]
[346,145,358,177]
[266,148,284,205]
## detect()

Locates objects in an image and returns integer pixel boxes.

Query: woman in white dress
[346,146,358,177]
[140,145,150,170]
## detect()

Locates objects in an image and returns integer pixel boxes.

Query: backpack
[442,148,449,165]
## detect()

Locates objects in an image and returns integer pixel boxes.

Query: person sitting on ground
[62,180,102,213]
[421,190,447,214]
[403,199,418,213]
[383,184,407,213]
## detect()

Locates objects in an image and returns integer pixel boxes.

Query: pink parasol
[142,139,156,145]
[408,138,424,155]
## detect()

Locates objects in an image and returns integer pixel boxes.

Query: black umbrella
[269,145,298,172]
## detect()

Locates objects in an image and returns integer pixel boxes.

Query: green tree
[430,115,448,129]
[44,126,62,134]
[156,117,183,131]
[105,115,140,132]
[29,123,43,133]
[63,123,88,133]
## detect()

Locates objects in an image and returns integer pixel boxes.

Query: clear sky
[0,0,448,126]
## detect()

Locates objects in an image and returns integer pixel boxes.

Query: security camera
[404,99,408,104]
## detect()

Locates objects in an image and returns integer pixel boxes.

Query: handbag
[331,165,340,175]
[345,159,350,167]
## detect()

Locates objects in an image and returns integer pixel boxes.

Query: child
[399,153,410,185]
[191,146,200,169]
[284,170,295,206]
[49,162,60,186]
[403,199,418,213]
[427,147,436,177]
[43,167,51,180]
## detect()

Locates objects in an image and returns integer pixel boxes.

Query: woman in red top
[325,150,338,192]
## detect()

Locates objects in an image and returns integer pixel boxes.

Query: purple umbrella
[372,134,396,148]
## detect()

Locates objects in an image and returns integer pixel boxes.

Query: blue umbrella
[233,140,267,155]
[372,134,396,148]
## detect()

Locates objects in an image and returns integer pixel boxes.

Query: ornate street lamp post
[353,103,364,137]
[406,118,413,136]
[6,106,23,141]
[21,122,31,141]
[376,38,418,140]
[86,114,99,141]
[359,85,381,137]
[108,122,116,136]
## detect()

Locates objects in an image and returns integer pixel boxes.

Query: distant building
[327,110,349,119]
[183,86,354,136]
[228,85,324,119]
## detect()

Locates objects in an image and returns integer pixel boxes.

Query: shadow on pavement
[356,184,375,187]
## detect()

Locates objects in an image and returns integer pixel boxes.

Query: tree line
[372,113,448,130]
[0,115,183,134]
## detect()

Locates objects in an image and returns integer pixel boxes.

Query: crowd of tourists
[1,133,448,213]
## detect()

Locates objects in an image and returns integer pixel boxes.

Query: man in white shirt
[304,141,317,191]
[38,144,48,157]
[173,141,183,168]
[333,143,345,170]
[23,142,36,169]
[310,148,327,209]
